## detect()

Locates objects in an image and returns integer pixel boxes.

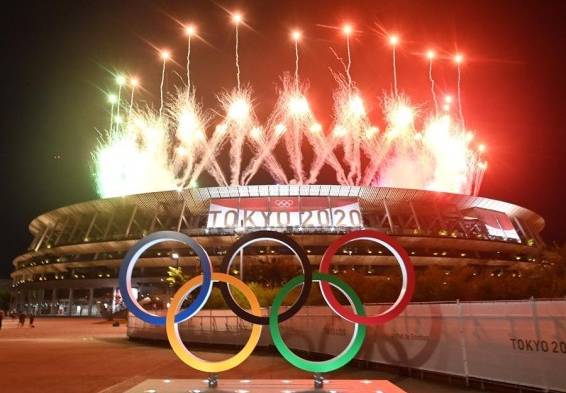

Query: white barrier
[127,299,566,391]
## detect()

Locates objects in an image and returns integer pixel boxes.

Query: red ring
[318,229,415,325]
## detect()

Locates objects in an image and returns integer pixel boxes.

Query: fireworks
[159,49,171,118]
[93,109,178,197]
[94,17,488,199]
[426,50,438,113]
[389,35,399,96]
[454,53,465,127]
[185,24,196,88]
[128,77,139,117]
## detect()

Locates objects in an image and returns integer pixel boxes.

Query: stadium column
[111,287,117,313]
[409,201,422,232]
[84,213,98,241]
[16,291,22,312]
[20,290,26,312]
[382,200,395,233]
[495,217,508,241]
[68,288,74,316]
[125,206,138,237]
[38,289,45,314]
[51,290,57,315]
[33,226,50,251]
[54,216,70,246]
[88,288,94,316]
[512,217,529,243]
[8,290,14,312]
[176,201,187,232]
[530,223,545,247]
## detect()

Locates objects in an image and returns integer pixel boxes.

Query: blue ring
[118,231,213,325]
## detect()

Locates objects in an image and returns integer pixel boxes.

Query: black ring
[218,230,312,325]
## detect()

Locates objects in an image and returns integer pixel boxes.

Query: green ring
[269,271,366,373]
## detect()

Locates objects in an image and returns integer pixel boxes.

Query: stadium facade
[9,185,550,316]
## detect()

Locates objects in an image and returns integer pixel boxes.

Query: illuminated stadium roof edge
[29,185,544,234]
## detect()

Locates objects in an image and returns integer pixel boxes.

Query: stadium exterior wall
[8,185,557,316]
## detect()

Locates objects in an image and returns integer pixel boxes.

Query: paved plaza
[0,318,480,393]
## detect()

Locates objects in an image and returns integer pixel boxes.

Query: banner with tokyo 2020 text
[207,197,362,229]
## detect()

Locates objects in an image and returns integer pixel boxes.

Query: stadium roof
[29,185,545,233]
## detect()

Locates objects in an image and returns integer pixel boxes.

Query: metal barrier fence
[128,299,566,391]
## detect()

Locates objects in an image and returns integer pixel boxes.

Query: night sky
[2,0,565,278]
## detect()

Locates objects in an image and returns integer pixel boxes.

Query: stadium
[7,12,555,320]
[10,184,547,317]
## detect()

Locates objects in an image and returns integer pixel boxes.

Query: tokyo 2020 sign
[119,229,415,374]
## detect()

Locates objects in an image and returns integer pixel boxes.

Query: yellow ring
[165,272,262,373]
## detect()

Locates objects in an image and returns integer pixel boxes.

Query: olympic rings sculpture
[119,229,415,373]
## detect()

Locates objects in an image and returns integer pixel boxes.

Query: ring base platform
[124,378,406,393]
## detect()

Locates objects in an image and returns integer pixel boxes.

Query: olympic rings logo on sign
[119,229,415,373]
[273,199,294,208]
